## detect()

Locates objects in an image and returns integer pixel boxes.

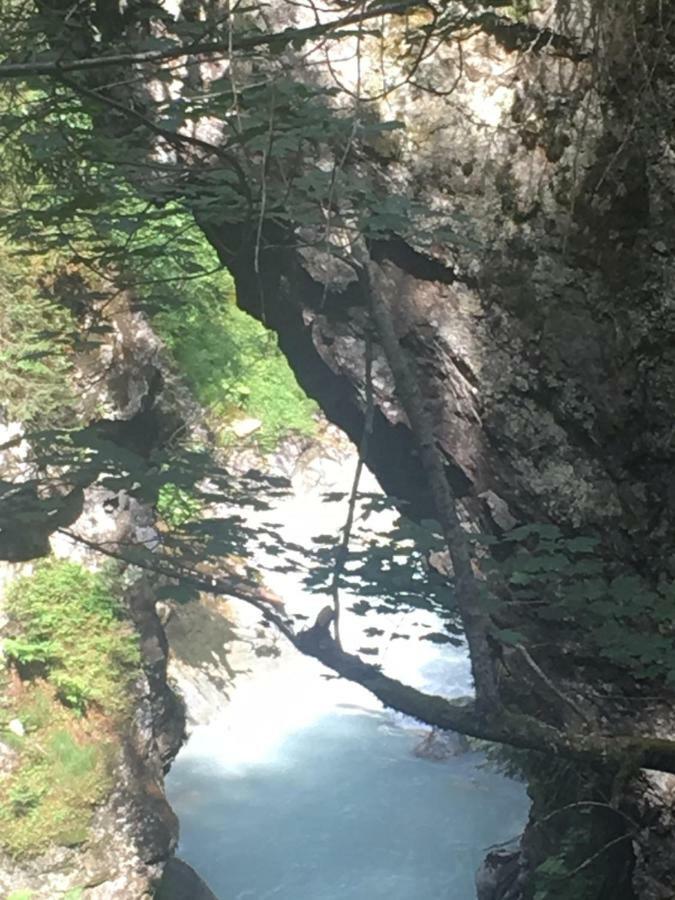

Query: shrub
[4,559,139,715]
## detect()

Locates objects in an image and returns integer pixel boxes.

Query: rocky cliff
[0,299,190,898]
[196,4,675,897]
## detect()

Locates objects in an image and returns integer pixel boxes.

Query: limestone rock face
[220,9,675,563]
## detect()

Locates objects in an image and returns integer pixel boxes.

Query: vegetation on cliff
[0,238,77,428]
[147,246,317,451]
[0,560,138,858]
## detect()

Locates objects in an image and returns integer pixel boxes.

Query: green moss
[503,1,532,20]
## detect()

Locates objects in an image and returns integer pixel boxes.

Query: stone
[155,601,173,626]
[475,849,523,900]
[479,490,518,531]
[230,417,262,439]
[156,857,219,900]
[8,719,25,738]
[413,728,469,761]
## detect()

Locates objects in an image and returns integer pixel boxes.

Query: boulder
[157,857,220,900]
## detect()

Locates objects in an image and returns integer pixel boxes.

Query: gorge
[2,1,675,898]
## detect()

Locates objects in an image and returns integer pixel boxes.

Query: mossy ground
[0,679,117,858]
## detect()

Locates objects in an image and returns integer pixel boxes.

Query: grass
[0,560,140,858]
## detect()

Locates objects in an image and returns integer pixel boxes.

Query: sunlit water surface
[166,449,529,899]
[167,705,527,900]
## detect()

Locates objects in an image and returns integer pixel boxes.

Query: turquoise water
[166,453,529,899]
[166,705,528,900]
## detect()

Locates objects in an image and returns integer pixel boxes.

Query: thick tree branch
[57,528,675,774]
[0,3,589,81]
[0,1,423,80]
[293,621,675,776]
[360,260,500,712]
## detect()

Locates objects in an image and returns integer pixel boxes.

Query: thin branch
[560,833,634,881]
[536,801,640,833]
[58,527,297,637]
[330,329,374,648]
[56,73,252,203]
[0,2,590,83]
[360,259,500,712]
[0,2,427,80]
[516,641,591,725]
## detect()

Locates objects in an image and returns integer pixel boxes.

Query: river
[165,434,529,899]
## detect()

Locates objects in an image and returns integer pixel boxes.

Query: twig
[559,833,633,881]
[536,800,640,833]
[330,328,374,648]
[359,259,500,712]
[0,2,429,80]
[515,641,591,724]
[56,73,251,203]
[57,527,297,638]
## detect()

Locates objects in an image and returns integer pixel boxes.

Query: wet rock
[413,728,470,760]
[475,849,524,900]
[157,857,220,900]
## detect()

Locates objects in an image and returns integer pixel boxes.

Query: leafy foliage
[297,492,462,645]
[479,524,675,684]
[156,482,203,529]
[0,236,77,426]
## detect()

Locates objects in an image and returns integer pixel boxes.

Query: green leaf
[493,628,524,646]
